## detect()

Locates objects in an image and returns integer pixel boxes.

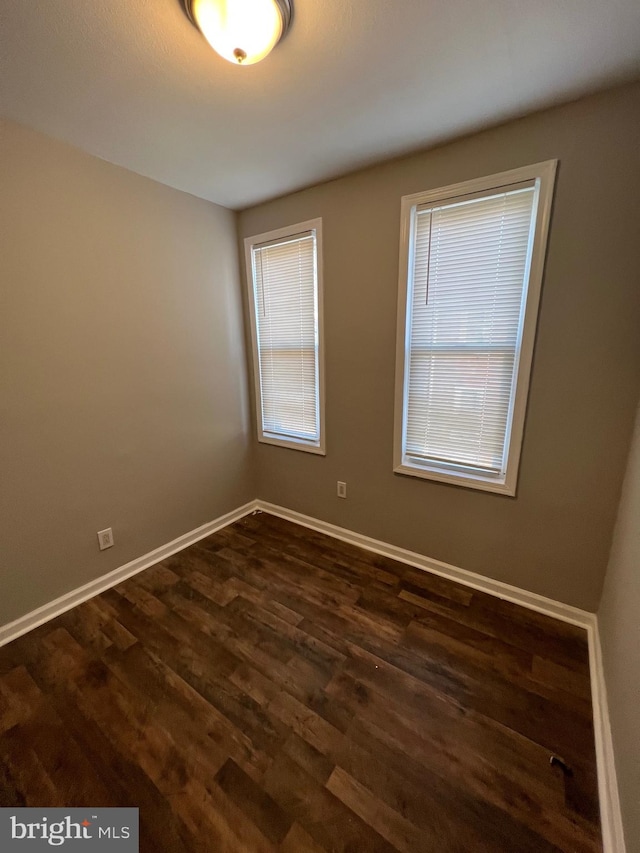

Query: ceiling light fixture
[183,0,292,66]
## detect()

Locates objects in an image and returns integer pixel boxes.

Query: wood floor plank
[215,757,292,844]
[0,510,601,852]
[262,749,398,853]
[279,822,326,853]
[326,766,436,853]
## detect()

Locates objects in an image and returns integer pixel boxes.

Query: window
[245,219,325,454]
[394,161,556,495]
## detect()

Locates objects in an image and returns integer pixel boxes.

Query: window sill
[393,462,516,496]
[259,434,326,455]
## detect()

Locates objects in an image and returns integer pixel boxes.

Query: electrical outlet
[97,528,114,551]
[337,481,347,499]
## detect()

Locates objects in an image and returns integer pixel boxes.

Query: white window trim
[244,218,326,455]
[393,160,557,496]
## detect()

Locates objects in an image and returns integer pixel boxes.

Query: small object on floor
[550,754,574,776]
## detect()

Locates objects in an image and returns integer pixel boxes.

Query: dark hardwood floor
[0,511,601,852]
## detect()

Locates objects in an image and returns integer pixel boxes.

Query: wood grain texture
[0,511,602,851]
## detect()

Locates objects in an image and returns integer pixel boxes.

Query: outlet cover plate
[97,528,114,550]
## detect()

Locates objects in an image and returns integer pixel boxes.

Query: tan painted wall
[0,119,253,626]
[599,401,640,853]
[238,82,640,610]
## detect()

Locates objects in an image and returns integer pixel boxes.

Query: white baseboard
[0,500,258,649]
[588,621,627,853]
[254,500,593,628]
[0,497,625,851]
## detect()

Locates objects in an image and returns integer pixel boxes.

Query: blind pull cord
[424,212,433,306]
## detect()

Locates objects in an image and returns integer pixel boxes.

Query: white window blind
[397,172,550,491]
[250,228,321,448]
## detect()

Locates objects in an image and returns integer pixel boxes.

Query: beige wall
[599,401,640,853]
[238,82,640,611]
[0,119,253,626]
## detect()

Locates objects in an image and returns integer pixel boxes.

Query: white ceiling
[2,0,639,209]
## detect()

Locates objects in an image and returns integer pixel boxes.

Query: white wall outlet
[337,481,347,499]
[97,528,114,550]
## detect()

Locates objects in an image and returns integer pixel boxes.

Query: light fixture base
[182,0,293,49]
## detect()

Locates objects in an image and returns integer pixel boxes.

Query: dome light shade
[185,0,292,65]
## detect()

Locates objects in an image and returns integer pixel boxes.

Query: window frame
[393,161,557,496]
[244,218,326,455]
